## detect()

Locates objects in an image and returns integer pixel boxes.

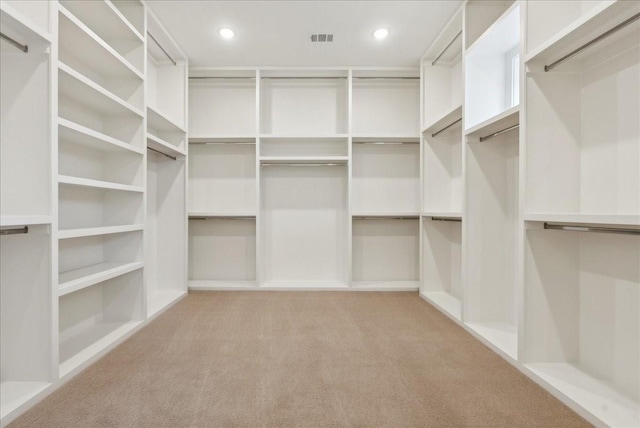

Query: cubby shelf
[58,224,143,240]
[524,1,640,70]
[147,106,186,134]
[422,104,463,136]
[58,5,143,80]
[147,133,186,158]
[59,261,144,297]
[0,382,51,421]
[420,291,462,321]
[58,63,144,118]
[59,320,143,378]
[58,175,144,193]
[59,118,144,155]
[525,363,639,428]
[465,105,519,140]
[465,322,518,361]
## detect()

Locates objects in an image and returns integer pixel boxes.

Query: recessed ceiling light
[219,28,234,39]
[373,28,389,40]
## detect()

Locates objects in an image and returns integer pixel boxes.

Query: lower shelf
[420,291,462,321]
[465,322,518,361]
[350,280,419,291]
[526,363,639,428]
[0,381,50,420]
[147,290,186,318]
[59,321,143,378]
[188,280,258,290]
[58,262,143,296]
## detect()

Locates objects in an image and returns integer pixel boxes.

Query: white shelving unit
[1,2,55,424]
[145,9,188,318]
[56,0,147,384]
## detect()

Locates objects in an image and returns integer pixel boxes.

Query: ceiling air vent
[310,34,334,43]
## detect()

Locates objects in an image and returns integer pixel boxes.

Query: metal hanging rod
[544,223,640,236]
[147,31,177,66]
[431,118,462,138]
[545,13,640,72]
[147,147,177,160]
[0,32,28,53]
[432,30,462,66]
[262,76,346,80]
[190,141,256,145]
[261,163,345,167]
[0,226,29,236]
[190,216,255,221]
[353,216,418,220]
[431,217,462,223]
[189,76,256,80]
[352,141,417,146]
[479,124,519,142]
[352,77,419,80]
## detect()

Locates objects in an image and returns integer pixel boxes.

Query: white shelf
[0,1,52,46]
[58,63,144,118]
[421,211,462,219]
[0,216,51,227]
[526,363,640,428]
[59,118,144,155]
[147,290,186,318]
[260,281,349,290]
[465,2,520,55]
[147,133,186,158]
[188,280,258,290]
[259,134,348,140]
[189,212,256,218]
[350,280,419,291]
[0,381,50,420]
[352,212,420,218]
[465,322,518,361]
[420,291,462,322]
[259,156,348,164]
[58,175,144,193]
[60,0,143,45]
[524,1,639,70]
[147,106,186,134]
[58,5,143,80]
[58,224,143,240]
[190,135,256,144]
[352,135,419,143]
[524,213,640,227]
[59,261,144,297]
[59,321,143,378]
[422,104,463,136]
[465,105,519,139]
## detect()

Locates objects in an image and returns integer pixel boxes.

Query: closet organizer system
[1,0,188,424]
[0,0,638,426]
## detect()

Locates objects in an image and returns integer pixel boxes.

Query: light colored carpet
[10,291,590,427]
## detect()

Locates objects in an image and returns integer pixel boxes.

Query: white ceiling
[146,0,462,68]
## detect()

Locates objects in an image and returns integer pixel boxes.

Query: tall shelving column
[522,1,640,426]
[420,5,464,321]
[187,69,258,290]
[351,69,421,290]
[145,8,188,318]
[0,1,55,424]
[462,0,521,362]
[56,0,146,379]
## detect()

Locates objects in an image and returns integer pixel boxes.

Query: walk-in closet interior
[1,1,638,427]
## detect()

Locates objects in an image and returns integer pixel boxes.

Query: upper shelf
[524,213,640,227]
[0,1,52,49]
[465,106,519,141]
[190,135,256,144]
[147,106,186,134]
[422,105,462,137]
[524,1,640,72]
[259,156,348,165]
[60,0,143,45]
[352,135,420,144]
